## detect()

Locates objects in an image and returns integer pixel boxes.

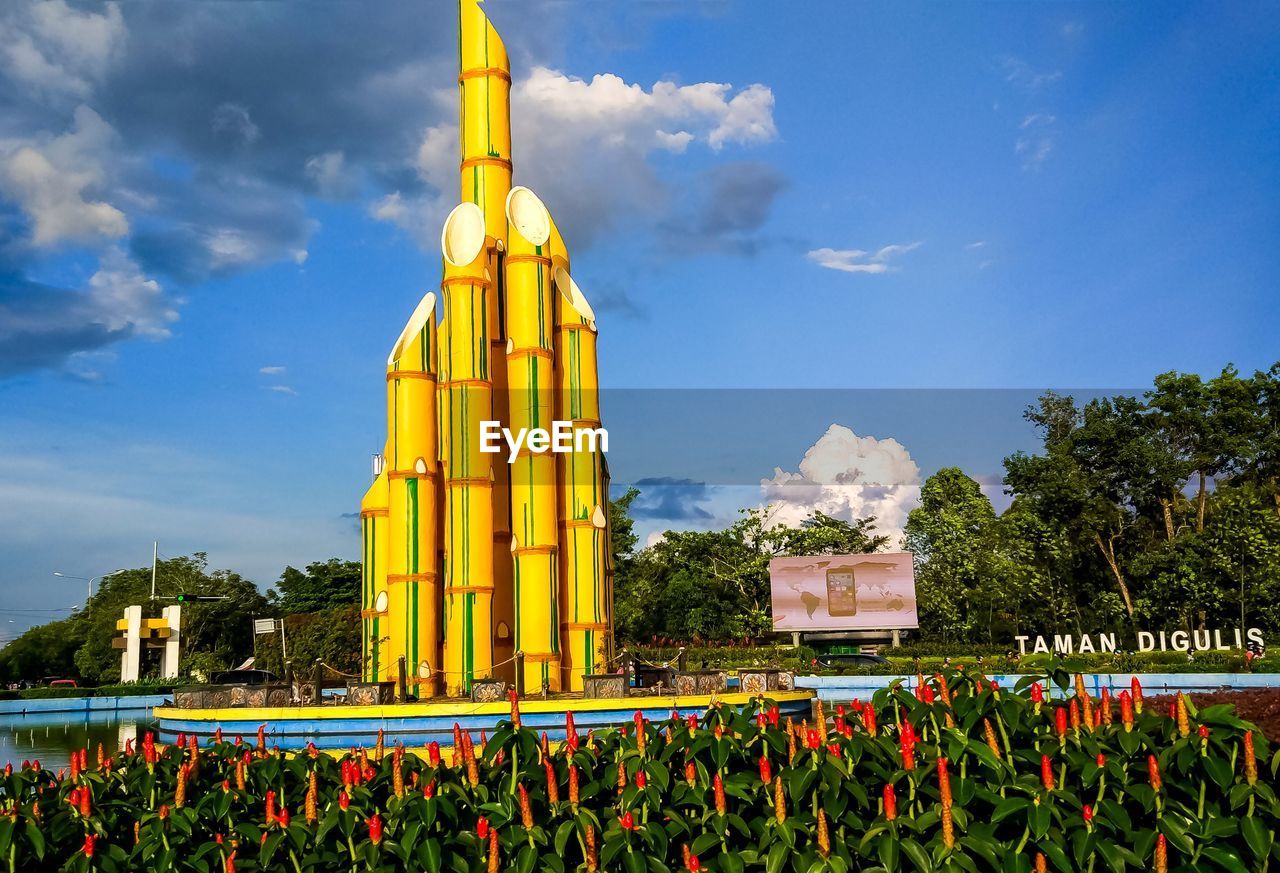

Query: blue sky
[0,1,1277,632]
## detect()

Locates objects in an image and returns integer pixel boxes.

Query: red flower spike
[883,784,897,821]
[1083,805,1094,824]
[428,741,441,766]
[368,813,383,845]
[1054,707,1067,739]
[277,807,290,828]
[1030,682,1044,704]
[338,790,349,811]
[635,769,647,789]
[620,811,635,830]
[83,835,95,858]
[759,755,772,784]
[477,817,490,840]
[1040,755,1055,791]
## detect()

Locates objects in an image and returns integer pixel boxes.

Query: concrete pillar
[158,604,181,679]
[120,605,143,682]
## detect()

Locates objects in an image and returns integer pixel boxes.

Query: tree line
[0,555,361,684]
[611,362,1280,647]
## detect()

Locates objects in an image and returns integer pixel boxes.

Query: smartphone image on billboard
[825,567,857,616]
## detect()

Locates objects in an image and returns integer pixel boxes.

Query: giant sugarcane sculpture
[361,0,612,697]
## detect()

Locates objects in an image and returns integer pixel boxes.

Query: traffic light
[174,593,228,602]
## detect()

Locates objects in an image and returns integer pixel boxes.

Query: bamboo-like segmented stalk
[360,467,390,682]
[552,260,610,691]
[441,201,496,696]
[385,293,441,694]
[459,0,515,686]
[505,187,561,692]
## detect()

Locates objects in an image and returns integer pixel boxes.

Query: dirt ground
[1150,688,1280,741]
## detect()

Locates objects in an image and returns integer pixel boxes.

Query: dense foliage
[0,670,1276,871]
[613,498,887,643]
[0,556,362,685]
[610,362,1280,647]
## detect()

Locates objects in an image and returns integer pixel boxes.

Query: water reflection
[0,713,152,771]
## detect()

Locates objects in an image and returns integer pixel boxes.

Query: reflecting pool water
[0,712,152,772]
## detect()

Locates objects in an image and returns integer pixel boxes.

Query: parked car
[43,678,78,688]
[814,652,890,669]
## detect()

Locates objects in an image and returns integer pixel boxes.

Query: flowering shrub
[0,670,1275,871]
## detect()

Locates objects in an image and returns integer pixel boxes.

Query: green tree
[72,554,268,683]
[904,468,1000,641]
[269,558,361,613]
[0,616,86,683]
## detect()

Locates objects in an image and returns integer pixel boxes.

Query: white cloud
[1001,57,1062,91]
[84,247,176,338]
[0,105,127,247]
[266,384,297,396]
[966,240,987,250]
[374,66,778,249]
[806,241,922,274]
[0,1,126,101]
[761,424,922,538]
[304,150,356,197]
[258,365,285,375]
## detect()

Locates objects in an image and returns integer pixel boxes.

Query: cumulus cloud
[0,2,780,377]
[0,247,176,376]
[0,105,127,247]
[761,424,921,537]
[376,67,780,250]
[258,365,285,375]
[806,242,922,274]
[0,1,126,102]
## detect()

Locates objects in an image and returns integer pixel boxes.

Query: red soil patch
[1150,688,1280,741]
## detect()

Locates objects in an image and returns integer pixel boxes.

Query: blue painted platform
[154,690,816,749]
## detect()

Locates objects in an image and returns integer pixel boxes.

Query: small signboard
[253,618,279,635]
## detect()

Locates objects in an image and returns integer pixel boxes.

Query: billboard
[769,552,918,632]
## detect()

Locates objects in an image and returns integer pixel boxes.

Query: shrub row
[0,668,1276,870]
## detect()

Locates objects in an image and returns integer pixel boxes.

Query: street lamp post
[53,569,128,607]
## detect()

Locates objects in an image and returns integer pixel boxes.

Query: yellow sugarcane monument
[361,0,614,697]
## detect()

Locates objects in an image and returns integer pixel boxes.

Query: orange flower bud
[774,776,786,824]
[1154,834,1167,873]
[817,808,831,857]
[1245,731,1258,785]
[713,773,726,816]
[569,763,580,804]
[584,826,597,873]
[1131,677,1144,714]
[1175,693,1190,739]
[1147,754,1162,792]
[1040,755,1055,791]
[983,718,1001,759]
[883,784,896,821]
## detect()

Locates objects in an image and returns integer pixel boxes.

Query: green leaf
[900,837,932,872]
[878,833,900,871]
[1241,816,1271,860]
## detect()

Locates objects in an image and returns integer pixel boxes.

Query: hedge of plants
[630,645,1280,676]
[0,668,1276,871]
[0,682,180,702]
